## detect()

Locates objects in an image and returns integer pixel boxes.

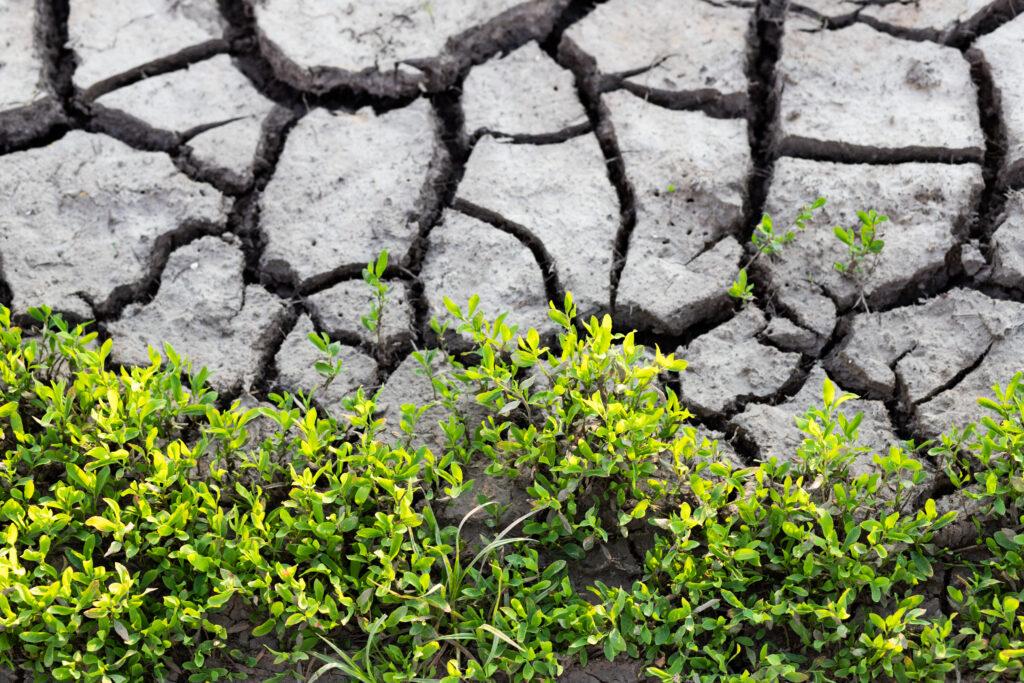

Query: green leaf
[822,378,836,409]
[85,517,118,533]
[207,591,234,609]
[443,297,462,319]
[252,619,276,637]
[604,629,626,661]
[720,590,744,609]
[734,548,760,565]
[354,486,371,506]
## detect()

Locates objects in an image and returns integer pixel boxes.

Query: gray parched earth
[2,0,1024,680]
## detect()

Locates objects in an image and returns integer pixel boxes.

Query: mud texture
[3,0,1024,680]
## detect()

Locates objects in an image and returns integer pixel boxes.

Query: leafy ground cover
[2,284,1024,682]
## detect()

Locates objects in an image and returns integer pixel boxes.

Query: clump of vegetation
[1,252,1023,682]
[728,197,827,303]
[728,199,888,312]
[834,209,888,312]
[438,293,691,552]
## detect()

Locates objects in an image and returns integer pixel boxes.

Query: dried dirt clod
[260,101,441,288]
[679,307,802,416]
[827,288,1024,403]
[456,134,619,317]
[274,315,378,412]
[255,0,519,73]
[976,15,1024,170]
[604,90,749,264]
[778,23,983,151]
[306,279,414,352]
[108,236,287,394]
[617,237,742,336]
[606,87,748,334]
[859,0,991,35]
[567,537,642,593]
[68,0,226,89]
[95,55,276,186]
[961,239,987,277]
[253,0,568,95]
[436,458,534,549]
[731,365,899,477]
[914,324,1024,437]
[0,130,229,318]
[422,210,552,341]
[773,280,838,343]
[0,0,48,111]
[563,0,751,95]
[462,41,586,138]
[991,192,1024,290]
[762,315,822,355]
[607,88,746,278]
[763,158,983,317]
[932,488,990,549]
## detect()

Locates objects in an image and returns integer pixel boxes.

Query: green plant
[0,306,232,681]
[833,209,888,312]
[6,248,1024,682]
[726,267,754,303]
[437,292,694,554]
[592,377,956,682]
[307,330,345,391]
[0,302,473,681]
[361,249,390,354]
[729,197,827,303]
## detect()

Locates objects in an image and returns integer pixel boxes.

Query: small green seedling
[752,196,827,257]
[833,209,888,312]
[361,249,389,351]
[727,268,754,303]
[728,196,827,302]
[308,330,344,388]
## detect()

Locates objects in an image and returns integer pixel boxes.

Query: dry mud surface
[2,0,1024,680]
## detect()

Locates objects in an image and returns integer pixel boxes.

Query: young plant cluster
[1,256,1024,682]
[833,209,889,313]
[728,197,827,303]
[729,198,889,312]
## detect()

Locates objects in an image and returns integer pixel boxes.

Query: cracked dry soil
[2,0,1024,680]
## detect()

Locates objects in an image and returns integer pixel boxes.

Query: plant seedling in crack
[727,267,754,302]
[308,249,391,392]
[833,209,888,313]
[308,329,344,392]
[361,249,390,353]
[729,196,827,303]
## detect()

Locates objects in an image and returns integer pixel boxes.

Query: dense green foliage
[2,288,1024,682]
